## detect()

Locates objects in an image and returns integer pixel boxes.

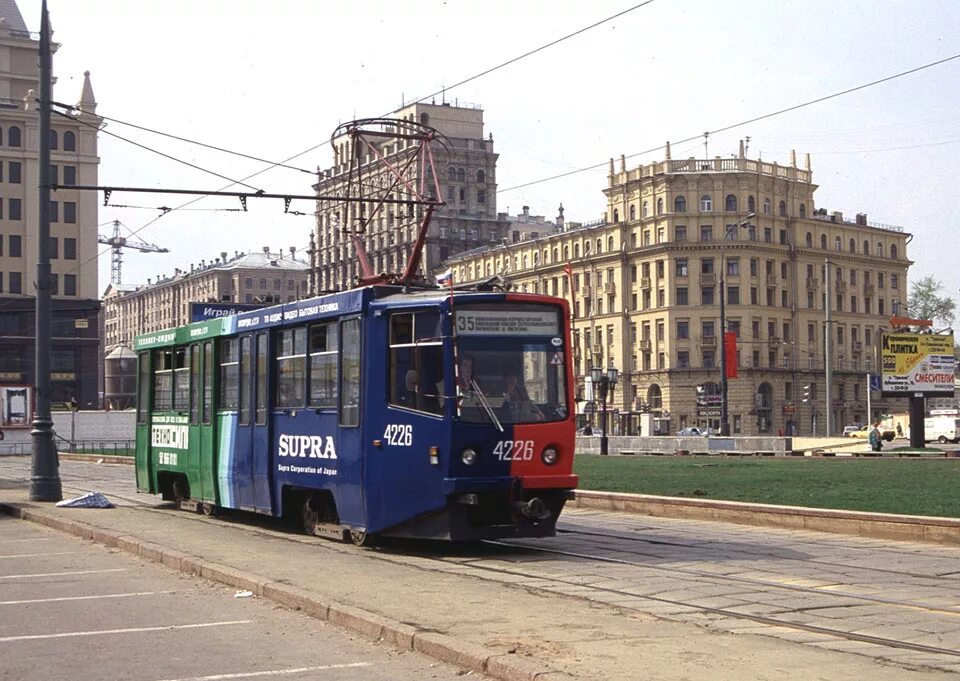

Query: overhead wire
[498,52,960,194]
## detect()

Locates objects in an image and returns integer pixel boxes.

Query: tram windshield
[454,305,568,425]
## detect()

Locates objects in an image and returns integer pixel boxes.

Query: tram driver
[501,371,544,422]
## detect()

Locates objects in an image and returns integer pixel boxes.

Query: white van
[924,416,960,444]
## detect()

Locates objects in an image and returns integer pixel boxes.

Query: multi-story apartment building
[102,248,309,349]
[447,146,911,436]
[312,101,508,292]
[0,2,102,409]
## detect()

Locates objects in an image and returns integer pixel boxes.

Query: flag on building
[436,268,453,286]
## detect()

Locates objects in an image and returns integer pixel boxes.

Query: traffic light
[802,385,811,404]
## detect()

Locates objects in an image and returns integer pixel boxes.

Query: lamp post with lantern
[591,365,619,456]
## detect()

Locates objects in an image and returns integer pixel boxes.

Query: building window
[726,257,739,276]
[799,203,806,218]
[676,287,688,305]
[9,161,21,184]
[675,225,687,241]
[476,169,485,183]
[477,189,485,204]
[779,201,787,217]
[10,234,21,257]
[891,244,898,259]
[64,202,76,223]
[63,130,76,151]
[63,165,77,186]
[676,258,688,277]
[702,287,714,305]
[677,320,689,339]
[49,236,58,259]
[728,286,740,305]
[9,271,21,294]
[725,194,737,212]
[700,195,712,212]
[8,126,21,147]
[762,198,771,214]
[9,198,21,220]
[656,198,663,215]
[675,196,686,213]
[64,274,76,296]
[700,225,713,241]
[748,196,756,213]
[50,201,59,223]
[641,201,648,218]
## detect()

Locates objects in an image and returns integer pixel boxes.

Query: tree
[908,276,956,327]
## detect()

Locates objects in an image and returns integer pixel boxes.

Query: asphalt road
[0,516,479,681]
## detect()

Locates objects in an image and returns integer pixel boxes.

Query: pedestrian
[868,422,883,452]
[896,423,903,439]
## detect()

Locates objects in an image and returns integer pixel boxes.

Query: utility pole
[719,213,754,436]
[824,259,833,437]
[30,0,62,502]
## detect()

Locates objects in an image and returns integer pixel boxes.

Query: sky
[15,0,960,308]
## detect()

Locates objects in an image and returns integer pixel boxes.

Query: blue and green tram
[134,286,578,543]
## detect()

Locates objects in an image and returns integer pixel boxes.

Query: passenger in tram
[501,372,544,422]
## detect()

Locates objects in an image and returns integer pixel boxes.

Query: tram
[134,285,578,544]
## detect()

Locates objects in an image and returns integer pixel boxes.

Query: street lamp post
[719,213,755,436]
[591,365,619,456]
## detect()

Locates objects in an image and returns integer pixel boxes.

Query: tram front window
[456,343,567,424]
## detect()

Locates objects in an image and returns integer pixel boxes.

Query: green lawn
[574,455,960,518]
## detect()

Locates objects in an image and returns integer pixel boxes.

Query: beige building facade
[312,101,508,292]
[0,1,103,408]
[448,147,911,436]
[103,249,309,350]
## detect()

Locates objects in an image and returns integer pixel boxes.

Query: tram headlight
[461,448,478,466]
[541,446,559,466]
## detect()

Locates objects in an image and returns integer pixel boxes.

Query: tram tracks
[12,463,960,664]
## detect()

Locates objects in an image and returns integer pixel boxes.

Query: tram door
[197,341,217,502]
[236,333,273,513]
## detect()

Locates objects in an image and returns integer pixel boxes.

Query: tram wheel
[301,496,320,536]
[199,502,218,517]
[348,529,375,547]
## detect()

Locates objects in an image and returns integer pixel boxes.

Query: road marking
[0,537,52,543]
[0,620,252,643]
[0,551,78,559]
[0,568,126,580]
[155,663,373,681]
[0,591,174,606]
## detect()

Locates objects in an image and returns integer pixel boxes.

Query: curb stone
[0,501,564,681]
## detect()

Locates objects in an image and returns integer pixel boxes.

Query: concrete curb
[572,490,960,545]
[0,502,571,681]
[58,453,134,465]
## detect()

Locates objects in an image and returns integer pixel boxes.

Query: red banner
[724,332,738,378]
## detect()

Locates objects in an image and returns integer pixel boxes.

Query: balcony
[806,277,819,289]
[592,344,603,356]
[639,339,652,352]
[863,283,875,296]
[768,336,780,346]
[699,272,716,285]
[582,286,592,297]
[765,274,778,286]
[640,277,651,288]
[852,341,863,353]
[701,335,717,347]
[603,282,616,295]
[835,280,847,293]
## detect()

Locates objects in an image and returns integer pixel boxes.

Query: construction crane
[98,220,169,286]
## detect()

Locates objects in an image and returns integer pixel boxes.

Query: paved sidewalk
[1,483,956,680]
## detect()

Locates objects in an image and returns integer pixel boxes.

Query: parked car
[677,426,708,437]
[842,424,863,437]
[849,424,895,442]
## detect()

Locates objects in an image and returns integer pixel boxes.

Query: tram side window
[340,319,361,427]
[255,333,267,425]
[202,341,213,424]
[153,350,173,411]
[173,348,190,411]
[308,322,338,408]
[137,353,150,423]
[189,345,201,424]
[219,338,240,411]
[388,311,443,415]
[276,327,306,408]
[240,336,252,426]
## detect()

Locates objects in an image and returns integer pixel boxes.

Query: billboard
[880,332,955,397]
[1,385,33,429]
[189,302,264,322]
